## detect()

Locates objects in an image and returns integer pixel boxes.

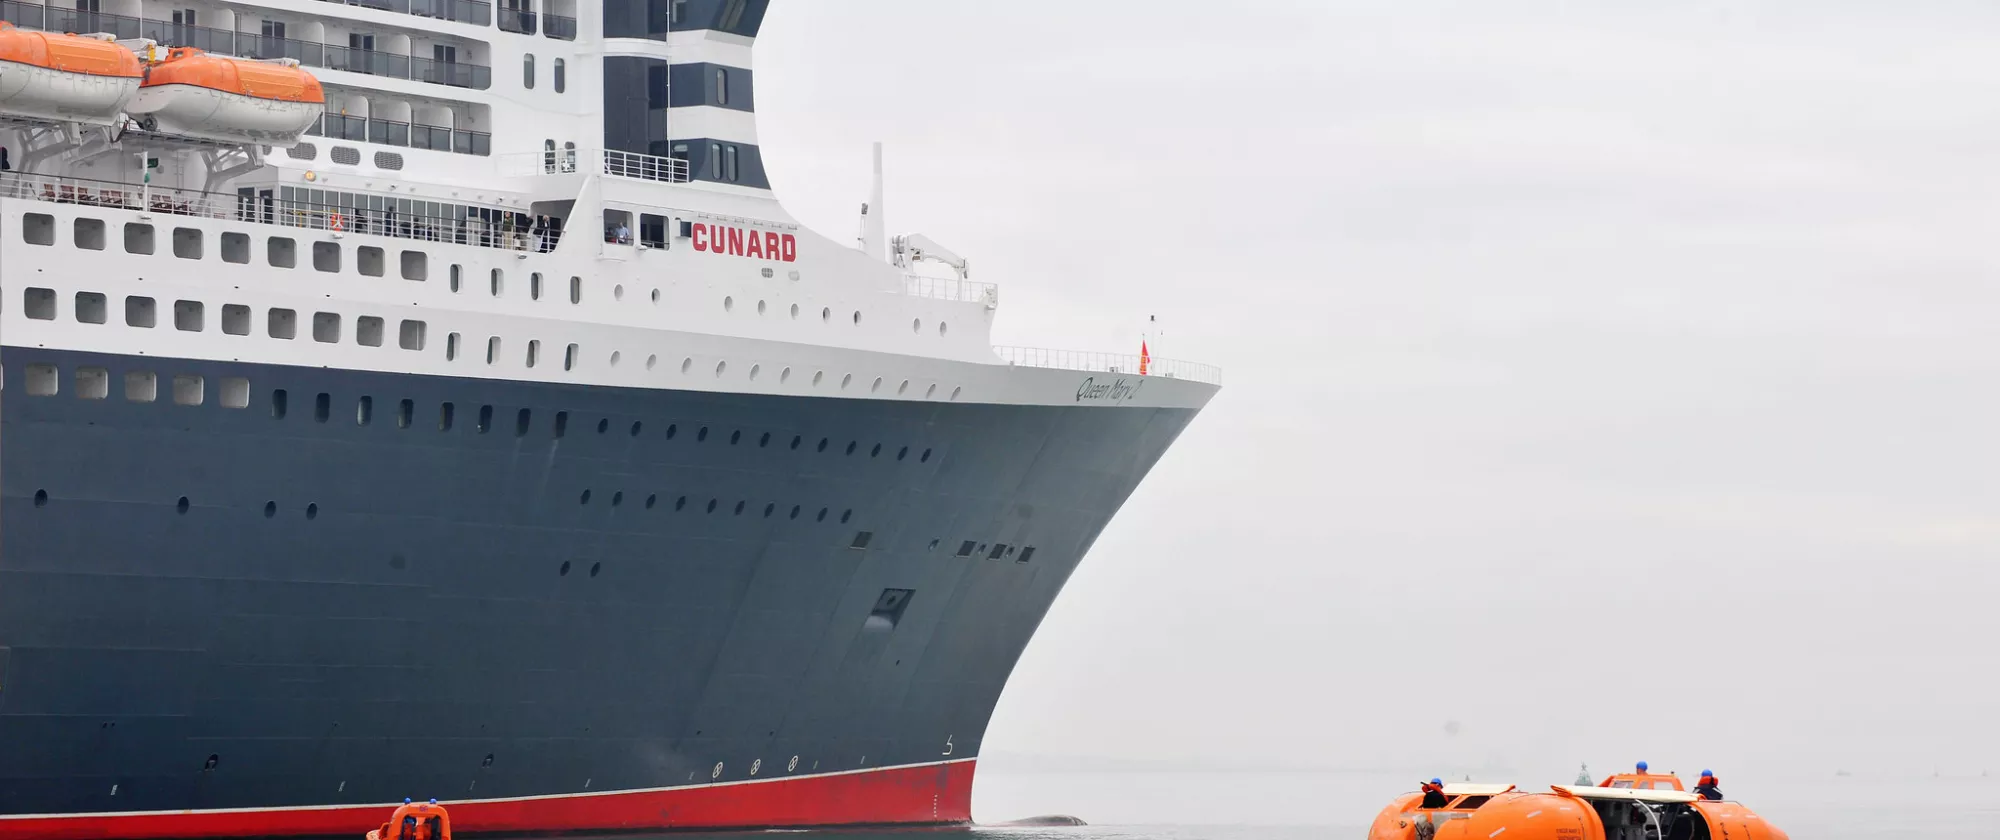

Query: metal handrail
[901,274,998,306]
[993,346,1223,386]
[601,149,690,183]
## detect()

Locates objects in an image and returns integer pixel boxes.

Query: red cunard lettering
[688,224,799,263]
[691,223,709,252]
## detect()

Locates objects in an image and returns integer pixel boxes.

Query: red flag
[1139,340,1151,375]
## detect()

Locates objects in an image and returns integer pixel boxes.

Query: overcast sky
[755,0,2000,820]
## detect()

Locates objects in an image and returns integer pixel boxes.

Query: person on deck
[1420,778,1449,808]
[1694,771,1723,801]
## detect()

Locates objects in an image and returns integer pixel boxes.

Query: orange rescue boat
[0,21,142,125]
[1367,779,1788,840]
[127,46,323,144]
[365,799,451,840]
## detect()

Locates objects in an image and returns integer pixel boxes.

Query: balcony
[306,115,491,156]
[0,2,490,91]
[496,6,535,35]
[321,0,492,27]
[543,13,576,40]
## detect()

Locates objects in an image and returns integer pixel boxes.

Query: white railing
[600,148,689,183]
[497,148,690,184]
[994,346,1223,386]
[901,274,998,307]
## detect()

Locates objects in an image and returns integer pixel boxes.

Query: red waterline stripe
[0,760,976,840]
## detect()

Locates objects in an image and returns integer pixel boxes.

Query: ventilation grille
[330,146,361,166]
[373,151,404,170]
[286,143,317,161]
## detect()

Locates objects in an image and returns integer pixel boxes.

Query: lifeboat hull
[0,58,139,126]
[126,83,321,145]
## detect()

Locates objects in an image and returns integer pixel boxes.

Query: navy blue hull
[0,349,1197,817]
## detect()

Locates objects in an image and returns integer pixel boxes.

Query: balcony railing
[543,13,576,40]
[602,149,689,183]
[901,274,999,308]
[994,346,1224,386]
[496,6,535,34]
[322,0,492,27]
[0,2,490,91]
[305,115,491,156]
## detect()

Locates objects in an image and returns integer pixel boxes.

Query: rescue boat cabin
[1597,771,1686,791]
[1367,784,1789,840]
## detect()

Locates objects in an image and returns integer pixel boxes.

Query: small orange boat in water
[1367,777,1789,840]
[366,799,451,840]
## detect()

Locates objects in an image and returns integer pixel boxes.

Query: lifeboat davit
[127,47,323,145]
[365,799,451,840]
[1367,781,1790,840]
[0,21,142,126]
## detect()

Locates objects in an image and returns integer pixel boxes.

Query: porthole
[897,447,909,460]
[789,303,799,319]
[597,418,609,434]
[306,503,319,520]
[812,371,824,386]
[927,539,939,551]
[789,435,802,450]
[852,311,862,325]
[951,386,962,401]
[940,322,949,337]
[676,496,688,511]
[33,490,47,508]
[646,354,658,370]
[841,509,853,524]
[614,284,625,301]
[816,438,829,452]
[630,421,643,437]
[780,367,792,383]
[789,505,801,520]
[681,357,693,374]
[264,501,277,518]
[816,507,828,522]
[763,503,775,517]
[589,562,601,578]
[749,364,760,381]
[610,351,622,367]
[912,318,921,334]
[559,561,571,577]
[646,494,658,509]
[926,383,938,398]
[840,374,852,389]
[898,380,910,395]
[723,296,734,312]
[758,432,771,447]
[757,300,766,315]
[611,492,625,507]
[651,289,661,304]
[821,307,830,322]
[698,426,709,442]
[176,496,190,515]
[733,500,745,515]
[729,430,741,445]
[845,441,857,456]
[870,443,882,458]
[870,377,883,393]
[667,423,679,439]
[921,448,933,462]
[580,490,592,505]
[705,499,717,514]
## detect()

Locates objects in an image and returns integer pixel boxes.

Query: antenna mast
[856,142,887,261]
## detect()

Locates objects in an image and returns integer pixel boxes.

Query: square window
[75,292,107,324]
[313,312,341,343]
[125,370,157,402]
[124,223,155,254]
[125,296,157,328]
[356,315,385,347]
[172,227,202,259]
[74,367,108,400]
[222,304,251,335]
[172,374,204,406]
[74,218,105,250]
[268,308,298,339]
[23,287,55,320]
[173,300,204,332]
[22,213,54,245]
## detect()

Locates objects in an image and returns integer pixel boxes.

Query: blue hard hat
[1431,778,1443,785]
[429,799,438,805]
[1701,769,1713,777]
[404,798,412,804]
[1636,761,1649,772]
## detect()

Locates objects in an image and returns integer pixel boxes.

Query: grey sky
[756,0,1999,810]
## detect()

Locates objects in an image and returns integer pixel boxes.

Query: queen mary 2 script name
[692,222,800,262]
[1076,376,1144,403]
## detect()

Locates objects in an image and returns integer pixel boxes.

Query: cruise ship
[0,1,1220,837]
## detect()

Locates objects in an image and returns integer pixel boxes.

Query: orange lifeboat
[127,47,323,145]
[365,799,451,840]
[0,21,142,126]
[1367,781,1790,840]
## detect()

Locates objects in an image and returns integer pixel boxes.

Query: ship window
[523,53,535,88]
[486,336,502,364]
[1017,547,1036,564]
[639,214,666,248]
[554,58,566,92]
[850,531,874,550]
[270,388,287,418]
[125,296,157,328]
[173,375,204,406]
[23,364,57,396]
[22,213,53,245]
[446,331,461,361]
[313,311,341,343]
[373,152,403,171]
[73,218,104,250]
[569,276,582,303]
[987,543,1009,561]
[222,304,250,336]
[955,540,976,558]
[357,246,385,277]
[174,300,204,332]
[708,143,722,180]
[314,392,330,422]
[287,143,316,161]
[477,404,493,433]
[449,264,462,292]
[439,402,455,431]
[220,377,249,409]
[356,396,373,426]
[714,68,729,105]
[313,242,340,273]
[126,371,157,403]
[604,209,632,244]
[553,411,568,438]
[268,236,297,268]
[563,343,578,371]
[400,250,427,281]
[526,339,540,368]
[531,272,543,300]
[866,588,914,630]
[172,227,202,260]
[221,232,249,263]
[75,292,107,324]
[125,223,155,254]
[515,408,532,436]
[397,399,413,428]
[331,146,361,165]
[490,268,504,297]
[399,319,427,351]
[23,288,55,320]
[356,316,385,347]
[75,367,108,400]
[268,308,298,339]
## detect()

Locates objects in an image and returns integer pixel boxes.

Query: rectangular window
[531,272,543,300]
[24,364,57,396]
[314,392,331,422]
[486,336,501,365]
[987,543,1009,561]
[357,245,385,277]
[569,275,583,303]
[221,231,250,263]
[268,236,297,268]
[313,312,341,343]
[124,223,154,254]
[125,370,157,403]
[23,287,55,320]
[313,241,340,273]
[22,213,54,245]
[397,399,414,428]
[1017,546,1036,564]
[172,374,204,406]
[850,531,874,550]
[722,144,739,182]
[268,308,298,339]
[356,395,374,426]
[356,316,385,347]
[219,377,249,409]
[74,217,105,250]
[553,410,568,438]
[75,292,107,324]
[173,300,204,332]
[75,367,109,400]
[439,401,456,431]
[491,268,504,296]
[271,388,288,418]
[563,343,578,371]
[222,304,251,336]
[477,404,493,433]
[639,214,666,249]
[449,264,462,292]
[399,320,427,351]
[172,227,202,260]
[446,331,461,361]
[125,296,157,328]
[526,339,540,368]
[400,250,427,281]
[956,540,977,558]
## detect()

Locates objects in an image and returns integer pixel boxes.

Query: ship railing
[993,346,1223,386]
[901,274,998,307]
[496,4,536,34]
[601,149,690,183]
[543,13,577,40]
[0,171,550,253]
[501,149,690,183]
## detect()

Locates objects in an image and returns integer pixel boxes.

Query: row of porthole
[33,492,320,522]
[721,296,950,338]
[577,490,859,525]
